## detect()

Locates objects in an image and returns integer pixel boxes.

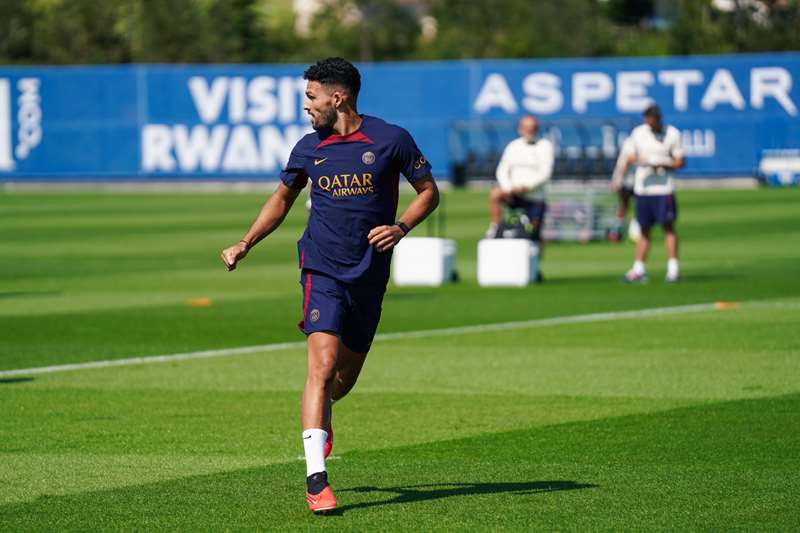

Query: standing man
[485,115,553,277]
[220,58,439,513]
[617,104,685,283]
[609,135,640,243]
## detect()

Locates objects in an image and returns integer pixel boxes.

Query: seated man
[486,114,554,245]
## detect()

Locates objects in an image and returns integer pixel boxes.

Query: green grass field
[1,186,799,531]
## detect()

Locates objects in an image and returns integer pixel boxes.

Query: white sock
[632,260,646,275]
[302,428,327,477]
[667,258,679,276]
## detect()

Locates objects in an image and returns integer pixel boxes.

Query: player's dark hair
[304,57,361,102]
[643,104,662,119]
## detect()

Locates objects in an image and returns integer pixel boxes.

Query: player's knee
[309,351,337,383]
[489,188,503,202]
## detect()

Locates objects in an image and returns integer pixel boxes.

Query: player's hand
[221,241,249,271]
[611,179,621,192]
[367,225,405,252]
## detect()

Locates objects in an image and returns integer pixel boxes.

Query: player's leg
[610,190,629,242]
[324,283,384,460]
[297,271,344,512]
[664,223,679,282]
[301,331,339,512]
[322,342,367,460]
[624,197,652,282]
[526,200,546,282]
[662,195,680,282]
[486,187,508,237]
[332,341,367,402]
[302,331,338,430]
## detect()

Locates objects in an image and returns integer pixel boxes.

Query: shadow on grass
[0,291,61,299]
[333,480,597,514]
[0,377,34,384]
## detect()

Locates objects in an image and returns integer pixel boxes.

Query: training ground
[1,186,798,530]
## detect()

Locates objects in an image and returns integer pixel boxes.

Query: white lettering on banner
[751,67,797,116]
[142,125,176,171]
[188,77,229,123]
[572,72,613,113]
[474,73,518,114]
[188,76,307,125]
[222,125,260,171]
[228,77,248,123]
[173,125,227,171]
[658,70,704,111]
[0,79,12,171]
[473,66,797,116]
[142,124,307,173]
[616,71,654,112]
[279,77,308,123]
[522,73,563,114]
[247,76,277,123]
[259,125,306,169]
[681,129,715,157]
[16,78,42,160]
[700,69,746,111]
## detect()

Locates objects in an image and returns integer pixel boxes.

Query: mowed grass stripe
[0,302,719,377]
[2,393,797,531]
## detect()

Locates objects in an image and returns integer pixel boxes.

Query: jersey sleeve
[394,128,432,183]
[279,144,309,190]
[669,127,685,160]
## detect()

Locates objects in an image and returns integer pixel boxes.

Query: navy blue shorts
[636,194,678,229]
[507,196,547,240]
[298,269,386,354]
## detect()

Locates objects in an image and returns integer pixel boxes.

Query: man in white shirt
[486,115,554,263]
[613,104,685,283]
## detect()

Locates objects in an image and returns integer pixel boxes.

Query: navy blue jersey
[280,115,432,285]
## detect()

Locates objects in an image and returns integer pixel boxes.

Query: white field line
[0,302,718,378]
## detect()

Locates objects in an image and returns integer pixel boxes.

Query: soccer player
[617,104,685,283]
[609,136,640,243]
[220,57,439,514]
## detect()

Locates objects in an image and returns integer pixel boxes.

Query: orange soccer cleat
[307,485,337,514]
[324,425,334,459]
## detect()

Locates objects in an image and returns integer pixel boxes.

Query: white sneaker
[622,270,647,283]
[665,272,679,283]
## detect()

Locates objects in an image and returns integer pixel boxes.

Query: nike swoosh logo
[303,435,312,439]
[314,158,328,166]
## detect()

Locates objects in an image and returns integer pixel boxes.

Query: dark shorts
[635,194,678,229]
[298,269,386,354]
[507,196,547,239]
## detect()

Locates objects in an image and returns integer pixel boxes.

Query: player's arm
[367,174,439,253]
[612,156,631,192]
[495,147,513,193]
[613,139,635,191]
[666,154,685,170]
[221,183,303,271]
[662,131,686,170]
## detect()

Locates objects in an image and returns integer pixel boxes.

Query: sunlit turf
[1,186,799,530]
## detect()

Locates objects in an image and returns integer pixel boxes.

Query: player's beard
[311,106,337,131]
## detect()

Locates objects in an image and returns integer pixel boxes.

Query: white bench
[392,237,457,287]
[477,239,540,287]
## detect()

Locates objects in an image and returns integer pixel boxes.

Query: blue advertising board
[0,53,798,181]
